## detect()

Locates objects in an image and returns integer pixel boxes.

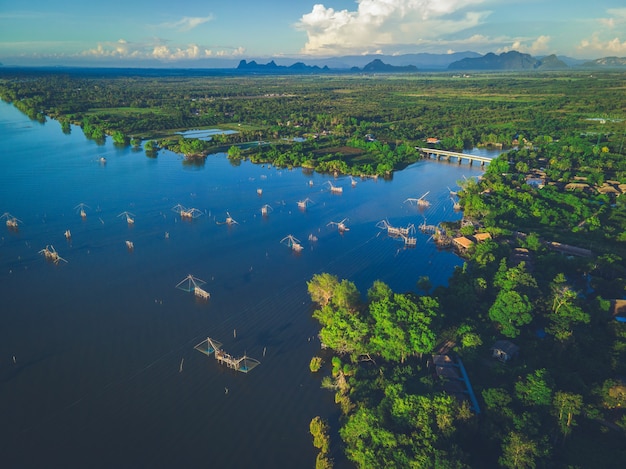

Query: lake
[0,100,496,468]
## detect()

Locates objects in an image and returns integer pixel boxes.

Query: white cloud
[578,33,626,56]
[577,9,626,57]
[607,8,626,19]
[599,8,626,29]
[498,35,551,55]
[81,39,245,61]
[160,15,214,32]
[295,0,489,55]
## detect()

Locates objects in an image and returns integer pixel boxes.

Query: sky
[1,0,625,66]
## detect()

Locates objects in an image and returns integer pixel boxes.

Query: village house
[452,236,474,250]
[491,340,520,362]
[564,182,591,192]
[472,232,492,243]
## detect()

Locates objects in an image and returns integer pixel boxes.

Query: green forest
[1,68,625,468]
[307,138,626,467]
[0,69,624,176]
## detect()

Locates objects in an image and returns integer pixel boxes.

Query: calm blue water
[177,129,239,140]
[0,100,496,468]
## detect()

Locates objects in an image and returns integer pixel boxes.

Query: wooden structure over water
[325,181,343,194]
[39,245,67,264]
[376,219,413,236]
[74,203,90,219]
[297,198,314,210]
[417,147,492,166]
[172,204,203,220]
[328,218,349,233]
[118,211,135,225]
[405,192,430,209]
[419,220,438,234]
[260,204,272,216]
[217,211,238,226]
[281,234,303,252]
[377,220,416,247]
[1,212,22,230]
[194,337,261,373]
[400,232,417,247]
[419,222,452,248]
[176,274,210,300]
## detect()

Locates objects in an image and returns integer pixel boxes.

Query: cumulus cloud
[598,8,626,30]
[498,35,552,55]
[160,15,214,32]
[578,33,626,56]
[81,38,245,61]
[578,9,626,56]
[295,0,489,55]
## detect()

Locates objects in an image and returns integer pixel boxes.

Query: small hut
[473,232,492,243]
[490,340,520,362]
[453,236,474,250]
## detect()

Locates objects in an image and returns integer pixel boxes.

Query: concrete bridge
[416,147,492,166]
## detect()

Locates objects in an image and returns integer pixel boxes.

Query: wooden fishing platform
[297,197,313,210]
[377,219,412,236]
[39,245,67,264]
[325,181,343,194]
[281,234,303,252]
[194,287,210,299]
[2,212,22,230]
[176,274,210,300]
[400,233,417,247]
[194,337,260,373]
[419,222,438,234]
[172,204,203,220]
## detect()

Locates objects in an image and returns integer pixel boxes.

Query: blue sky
[1,1,625,66]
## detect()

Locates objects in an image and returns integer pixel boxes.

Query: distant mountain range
[237,51,626,73]
[237,60,329,73]
[237,58,418,73]
[448,51,569,71]
[582,56,626,67]
[242,51,478,71]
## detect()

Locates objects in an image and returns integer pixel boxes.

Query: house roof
[453,236,474,249]
[491,340,520,356]
[473,232,492,242]
[565,182,590,191]
[598,184,620,195]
